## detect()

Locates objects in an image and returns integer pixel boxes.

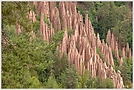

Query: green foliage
[35,30,66,87]
[56,2,59,8]
[2,27,49,88]
[76,2,132,50]
[60,66,77,88]
[77,63,89,88]
[119,62,128,83]
[112,50,120,72]
[75,42,78,50]
[44,15,49,24]
[114,2,126,7]
[76,3,132,86]
[99,78,114,88]
[45,71,59,88]
[76,5,85,18]
[2,2,132,89]
[86,76,101,88]
[36,14,40,21]
[113,19,131,48]
[124,81,132,88]
[37,31,66,85]
[96,2,118,40]
[53,52,69,79]
[2,2,34,32]
[50,30,65,43]
[87,72,113,89]
[118,50,122,58]
[119,57,132,88]
[2,24,65,88]
[127,31,132,51]
[39,50,69,84]
[29,76,42,88]
[86,76,113,88]
[75,63,100,88]
[96,47,105,62]
[33,20,40,34]
[49,30,65,52]
[68,28,73,36]
[32,4,36,14]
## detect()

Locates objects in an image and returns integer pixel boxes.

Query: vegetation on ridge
[2,1,132,89]
[77,2,132,50]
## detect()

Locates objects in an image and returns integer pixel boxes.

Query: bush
[33,20,40,34]
[53,52,69,79]
[45,71,59,88]
[100,78,114,88]
[112,50,120,72]
[2,25,64,88]
[44,15,49,24]
[60,67,77,88]
[29,76,42,88]
[2,30,51,88]
[86,76,101,88]
[76,5,85,18]
[36,14,40,21]
[68,28,73,36]
[119,57,132,88]
[96,47,104,61]
[75,42,78,50]
[56,2,59,8]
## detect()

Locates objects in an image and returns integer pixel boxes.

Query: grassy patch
[75,42,78,50]
[56,2,59,8]
[68,28,73,36]
[96,47,103,60]
[112,50,120,72]
[44,15,49,24]
[36,14,40,21]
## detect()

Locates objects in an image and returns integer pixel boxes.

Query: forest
[2,1,132,88]
[76,2,132,50]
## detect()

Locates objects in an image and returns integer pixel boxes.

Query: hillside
[2,1,132,88]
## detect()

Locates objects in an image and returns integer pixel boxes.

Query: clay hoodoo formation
[16,2,132,88]
[106,29,132,65]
